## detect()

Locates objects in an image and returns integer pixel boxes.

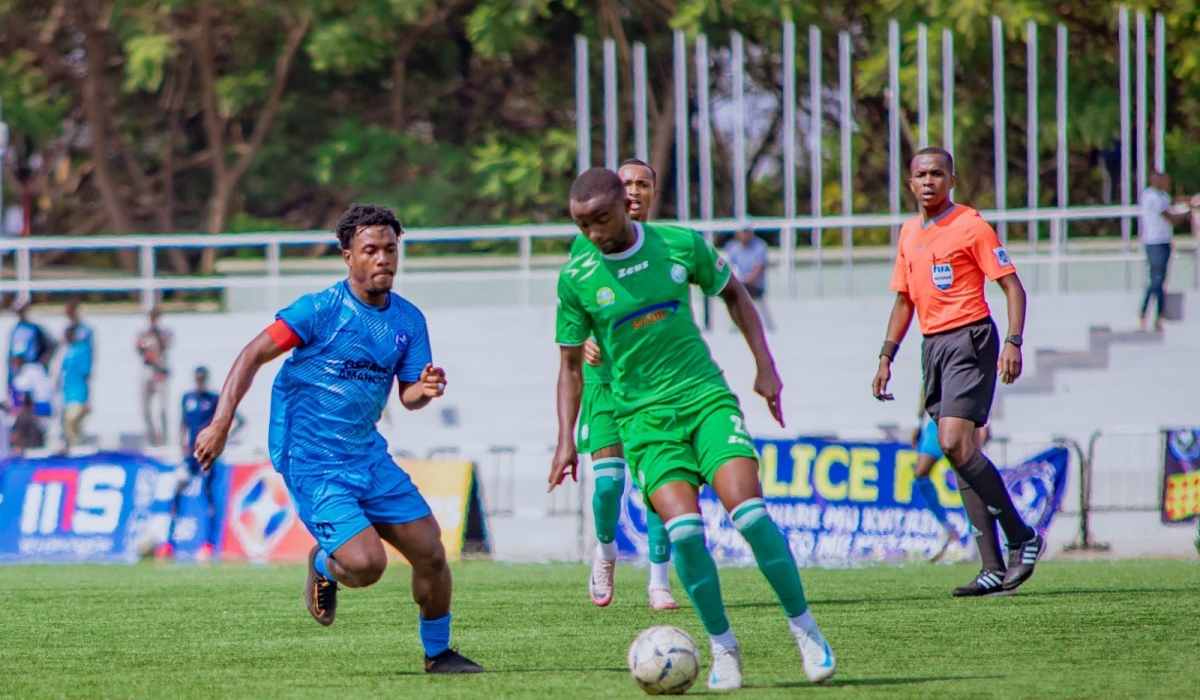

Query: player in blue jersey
[193,204,484,674]
[157,365,243,562]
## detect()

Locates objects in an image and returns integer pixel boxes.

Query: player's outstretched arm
[193,330,288,470]
[718,275,785,427]
[995,274,1026,385]
[873,292,915,402]
[398,363,446,410]
[549,346,584,492]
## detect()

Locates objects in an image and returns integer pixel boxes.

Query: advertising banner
[1161,429,1200,524]
[615,437,1070,567]
[0,452,227,563]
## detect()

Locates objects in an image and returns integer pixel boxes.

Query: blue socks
[420,613,452,658]
[914,477,951,529]
[314,549,333,579]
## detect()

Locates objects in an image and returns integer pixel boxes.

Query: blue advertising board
[616,437,1069,567]
[0,452,230,563]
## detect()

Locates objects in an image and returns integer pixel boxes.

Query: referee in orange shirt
[873,147,1043,596]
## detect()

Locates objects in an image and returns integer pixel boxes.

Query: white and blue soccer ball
[627,625,701,695]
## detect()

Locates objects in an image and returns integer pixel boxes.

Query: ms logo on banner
[19,466,126,536]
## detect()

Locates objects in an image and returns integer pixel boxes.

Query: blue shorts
[281,457,432,555]
[917,420,944,459]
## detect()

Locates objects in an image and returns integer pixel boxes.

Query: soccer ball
[626,625,701,695]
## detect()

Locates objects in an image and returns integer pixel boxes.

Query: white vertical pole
[1056,23,1069,293]
[1154,13,1165,173]
[732,31,747,221]
[696,35,713,222]
[603,38,618,170]
[992,16,1007,244]
[1119,8,1132,274]
[1136,11,1147,194]
[673,30,689,222]
[839,31,852,295]
[918,23,929,149]
[1027,21,1039,255]
[888,20,900,246]
[782,21,797,298]
[575,36,590,174]
[810,26,823,297]
[943,29,954,193]
[633,42,649,162]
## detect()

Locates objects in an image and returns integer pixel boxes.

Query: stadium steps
[993,326,1164,416]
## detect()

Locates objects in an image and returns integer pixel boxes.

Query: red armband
[266,319,302,351]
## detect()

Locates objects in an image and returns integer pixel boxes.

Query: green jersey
[556,222,733,418]
[569,236,614,385]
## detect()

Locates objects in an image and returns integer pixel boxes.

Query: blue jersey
[182,390,219,450]
[268,280,431,474]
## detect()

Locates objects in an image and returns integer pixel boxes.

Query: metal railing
[1,203,1186,309]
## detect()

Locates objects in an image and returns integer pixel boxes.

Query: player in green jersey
[578,158,679,611]
[550,168,836,690]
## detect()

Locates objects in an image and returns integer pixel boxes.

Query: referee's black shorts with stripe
[921,316,999,426]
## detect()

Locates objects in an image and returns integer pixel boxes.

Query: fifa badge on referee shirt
[931,262,954,290]
[993,247,1013,267]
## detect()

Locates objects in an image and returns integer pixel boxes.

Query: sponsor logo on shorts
[613,301,681,330]
[670,264,687,284]
[597,287,616,307]
[993,246,1012,267]
[931,262,953,290]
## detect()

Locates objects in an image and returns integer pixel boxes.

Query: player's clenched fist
[582,338,603,367]
[419,363,448,398]
[193,422,229,472]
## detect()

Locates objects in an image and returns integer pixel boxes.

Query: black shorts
[921,317,999,426]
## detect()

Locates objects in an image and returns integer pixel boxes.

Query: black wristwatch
[1005,335,1023,348]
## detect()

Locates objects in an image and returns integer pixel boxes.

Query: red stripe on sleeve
[266,319,302,351]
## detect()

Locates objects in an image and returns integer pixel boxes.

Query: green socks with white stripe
[592,458,626,552]
[665,514,730,635]
[731,498,809,617]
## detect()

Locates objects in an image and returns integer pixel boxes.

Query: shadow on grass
[748,674,1004,690]
[393,666,628,676]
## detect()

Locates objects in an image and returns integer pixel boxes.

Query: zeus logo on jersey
[337,359,390,383]
[617,261,649,278]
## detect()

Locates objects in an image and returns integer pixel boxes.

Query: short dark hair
[335,203,403,250]
[911,147,954,174]
[619,158,657,185]
[570,168,623,204]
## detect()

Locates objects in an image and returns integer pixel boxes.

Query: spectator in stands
[8,300,57,383]
[136,306,173,446]
[723,220,775,331]
[59,301,95,453]
[1137,171,1194,332]
[9,355,53,454]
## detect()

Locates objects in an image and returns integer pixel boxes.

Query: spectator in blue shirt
[59,300,95,452]
[723,220,775,331]
[8,301,57,385]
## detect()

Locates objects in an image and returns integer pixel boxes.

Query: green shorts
[618,393,757,501]
[577,383,622,454]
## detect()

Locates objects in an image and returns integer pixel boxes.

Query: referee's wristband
[879,340,900,361]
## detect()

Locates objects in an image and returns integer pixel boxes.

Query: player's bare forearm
[400,383,433,410]
[883,293,915,349]
[720,277,773,368]
[399,363,446,410]
[996,274,1026,337]
[211,331,285,431]
[556,347,584,446]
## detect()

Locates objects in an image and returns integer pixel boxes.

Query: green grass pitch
[5,559,1199,699]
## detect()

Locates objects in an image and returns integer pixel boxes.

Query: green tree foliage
[1,0,1198,263]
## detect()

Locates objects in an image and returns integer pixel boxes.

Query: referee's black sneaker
[952,569,1014,597]
[425,648,485,674]
[1001,533,1046,591]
